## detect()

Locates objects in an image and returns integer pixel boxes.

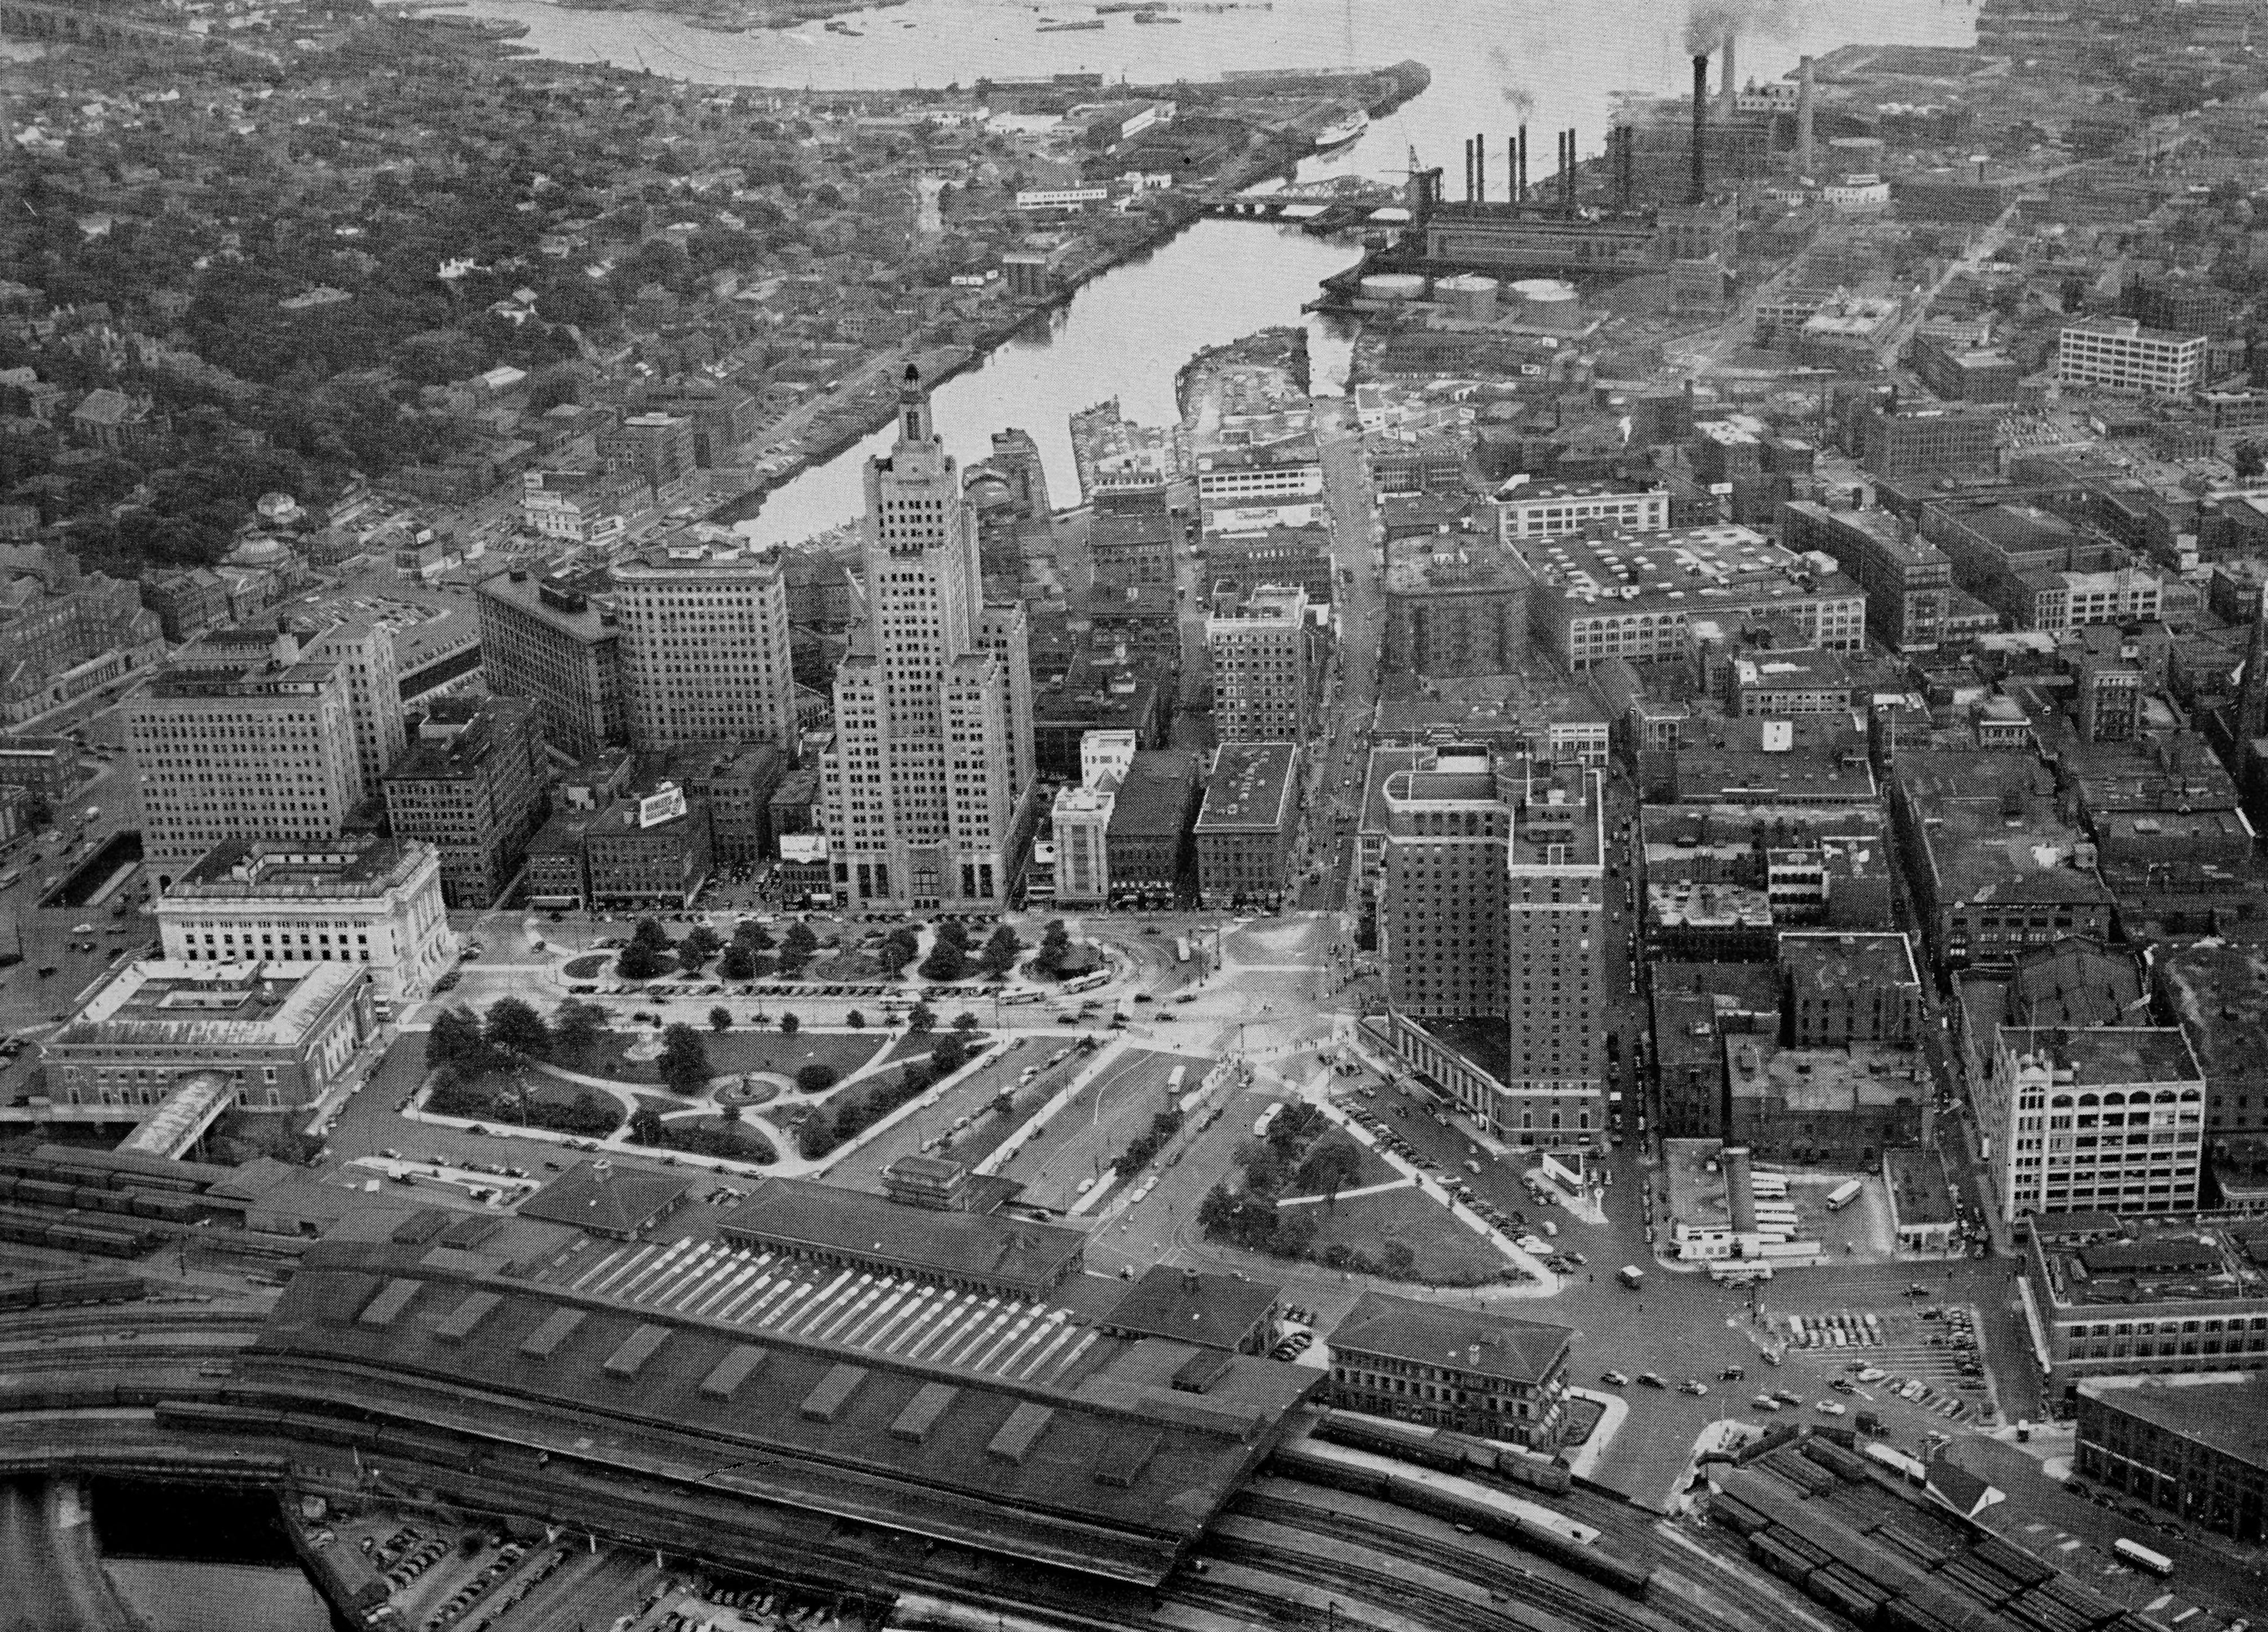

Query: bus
[1174,936,1191,963]
[1252,1103,1283,1140]
[1165,1065,1187,1096]
[1063,970,1110,994]
[1825,1179,1863,1211]
[2113,1538,2173,1577]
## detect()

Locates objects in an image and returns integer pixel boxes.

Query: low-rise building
[2075,1373,2268,1541]
[1049,778,1116,906]
[1779,931,1923,1047]
[2025,1226,2268,1402]
[1724,1038,1925,1167]
[1884,1147,1959,1254]
[39,959,375,1114]
[1195,742,1299,911]
[1102,1265,1280,1355]
[156,837,455,1012]
[2057,317,2207,398]
[1495,479,1668,540]
[1104,748,1202,908]
[1514,525,1865,672]
[584,783,713,909]
[1325,1291,1573,1450]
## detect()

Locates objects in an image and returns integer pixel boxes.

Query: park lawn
[1296,1185,1509,1287]
[574,1029,886,1087]
[879,1030,992,1065]
[562,953,611,979]
[1279,1137,1401,1200]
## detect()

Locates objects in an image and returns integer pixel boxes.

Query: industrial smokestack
[1509,136,1517,206]
[1797,54,1816,174]
[1691,53,1710,205]
[1463,138,1474,202]
[1719,34,1737,120]
[1566,128,1578,209]
[1518,125,1529,202]
[1475,131,1485,199]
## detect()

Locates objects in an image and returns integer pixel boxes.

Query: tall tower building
[1381,748,1509,1019]
[613,540,797,751]
[128,630,364,890]
[821,367,1037,911]
[1506,767,1608,1142]
[305,616,406,794]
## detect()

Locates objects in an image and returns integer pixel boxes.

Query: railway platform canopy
[245,1237,1322,1585]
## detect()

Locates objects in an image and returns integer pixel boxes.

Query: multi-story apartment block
[613,541,798,752]
[381,697,548,910]
[820,368,1037,913]
[1495,480,1669,540]
[1779,501,1952,653]
[156,836,455,1012]
[475,568,627,760]
[128,630,365,890]
[1515,525,1866,671]
[2057,317,2207,398]
[1979,1026,2205,1223]
[1380,748,1509,1022]
[1383,535,1533,679]
[1207,585,1312,744]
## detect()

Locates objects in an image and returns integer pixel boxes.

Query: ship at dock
[1313,105,1368,149]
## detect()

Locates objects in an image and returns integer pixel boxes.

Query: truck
[1617,1266,1644,1290]
[1825,1179,1863,1211]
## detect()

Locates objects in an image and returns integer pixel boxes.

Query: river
[443,0,1978,537]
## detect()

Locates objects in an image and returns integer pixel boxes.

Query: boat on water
[1313,106,1368,149]
[824,18,865,34]
[1037,17,1106,29]
[1133,11,1182,21]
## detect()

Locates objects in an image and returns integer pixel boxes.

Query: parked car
[1637,1372,1668,1389]
[1599,1370,1630,1387]
[1815,1401,1847,1416]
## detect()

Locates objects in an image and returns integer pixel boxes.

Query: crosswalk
[540,1236,1104,1385]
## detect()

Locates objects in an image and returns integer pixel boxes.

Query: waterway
[449,0,1976,540]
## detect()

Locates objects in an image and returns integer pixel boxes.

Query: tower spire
[897,362,931,446]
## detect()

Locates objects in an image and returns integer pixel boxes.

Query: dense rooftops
[1512,523,1859,613]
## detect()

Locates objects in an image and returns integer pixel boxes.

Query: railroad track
[1198,1528,1611,1632]
[1223,1494,1663,1632]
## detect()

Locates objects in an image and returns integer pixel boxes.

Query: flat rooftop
[1513,524,1860,618]
[1779,932,1920,993]
[1885,1147,1957,1226]
[171,836,428,897]
[2155,942,2268,1080]
[1511,772,1602,867]
[2001,1025,2200,1087]
[56,960,361,1048]
[1729,1040,1926,1110]
[2078,1374,2268,1471]
[1196,743,1297,832]
[1383,533,1534,597]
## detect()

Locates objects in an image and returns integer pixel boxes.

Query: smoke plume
[1683,0,1810,55]
[1484,44,1536,119]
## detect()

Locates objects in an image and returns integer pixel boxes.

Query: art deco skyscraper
[820,367,1036,911]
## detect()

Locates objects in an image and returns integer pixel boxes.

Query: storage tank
[1435,273,1499,322]
[1520,279,1583,331]
[1723,1145,1757,1233]
[1359,273,1426,303]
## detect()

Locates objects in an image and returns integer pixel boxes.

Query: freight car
[1272,1433,1653,1598]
